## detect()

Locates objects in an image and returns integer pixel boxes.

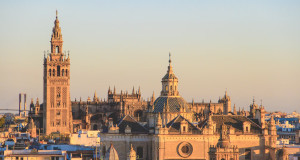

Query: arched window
[66,69,68,76]
[170,85,173,91]
[53,69,55,76]
[246,127,249,132]
[56,46,59,53]
[137,147,143,158]
[49,69,51,76]
[165,85,168,91]
[57,66,60,76]
[62,69,64,76]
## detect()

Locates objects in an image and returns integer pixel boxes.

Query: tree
[0,116,6,128]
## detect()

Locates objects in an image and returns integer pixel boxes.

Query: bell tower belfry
[43,11,72,135]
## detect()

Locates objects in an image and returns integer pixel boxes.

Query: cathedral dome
[153,96,191,113]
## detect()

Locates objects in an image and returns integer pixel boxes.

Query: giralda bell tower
[43,11,72,135]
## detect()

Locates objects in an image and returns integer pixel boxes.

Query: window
[246,127,249,132]
[62,69,64,76]
[53,69,55,76]
[181,145,189,153]
[57,66,60,76]
[56,46,59,53]
[183,126,186,132]
[165,85,168,91]
[49,69,51,76]
[170,85,173,91]
[137,147,143,158]
[66,69,68,76]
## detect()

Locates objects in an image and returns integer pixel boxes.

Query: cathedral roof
[166,115,201,134]
[153,96,191,113]
[199,115,262,134]
[105,143,119,160]
[117,115,148,134]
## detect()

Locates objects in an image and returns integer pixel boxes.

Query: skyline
[0,1,300,113]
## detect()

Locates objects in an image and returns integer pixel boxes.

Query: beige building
[4,150,67,160]
[99,55,279,160]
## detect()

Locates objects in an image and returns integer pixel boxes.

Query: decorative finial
[253,96,255,104]
[169,52,171,64]
[56,10,58,18]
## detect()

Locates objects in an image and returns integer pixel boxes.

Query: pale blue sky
[0,1,299,113]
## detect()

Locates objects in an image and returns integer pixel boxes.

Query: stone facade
[27,12,284,159]
[98,56,278,160]
[42,11,72,135]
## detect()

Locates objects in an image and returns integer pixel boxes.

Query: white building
[70,130,100,147]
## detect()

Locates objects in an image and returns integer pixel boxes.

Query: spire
[127,144,137,160]
[51,10,63,55]
[157,113,162,127]
[114,86,116,94]
[168,52,173,74]
[139,86,141,95]
[233,104,237,115]
[169,52,172,65]
[35,98,39,105]
[132,86,135,94]
[108,86,111,93]
[94,90,97,98]
[93,91,98,102]
[151,91,155,102]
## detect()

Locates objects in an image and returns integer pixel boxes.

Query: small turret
[105,143,119,160]
[127,144,136,160]
[93,91,98,102]
[108,86,111,94]
[233,104,237,115]
[132,86,135,95]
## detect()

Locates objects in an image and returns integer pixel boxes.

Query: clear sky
[0,1,299,113]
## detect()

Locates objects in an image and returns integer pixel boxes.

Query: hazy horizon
[0,1,299,113]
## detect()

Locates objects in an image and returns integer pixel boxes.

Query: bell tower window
[56,46,59,53]
[57,66,60,76]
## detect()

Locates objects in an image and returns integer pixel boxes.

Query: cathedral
[28,12,283,160]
